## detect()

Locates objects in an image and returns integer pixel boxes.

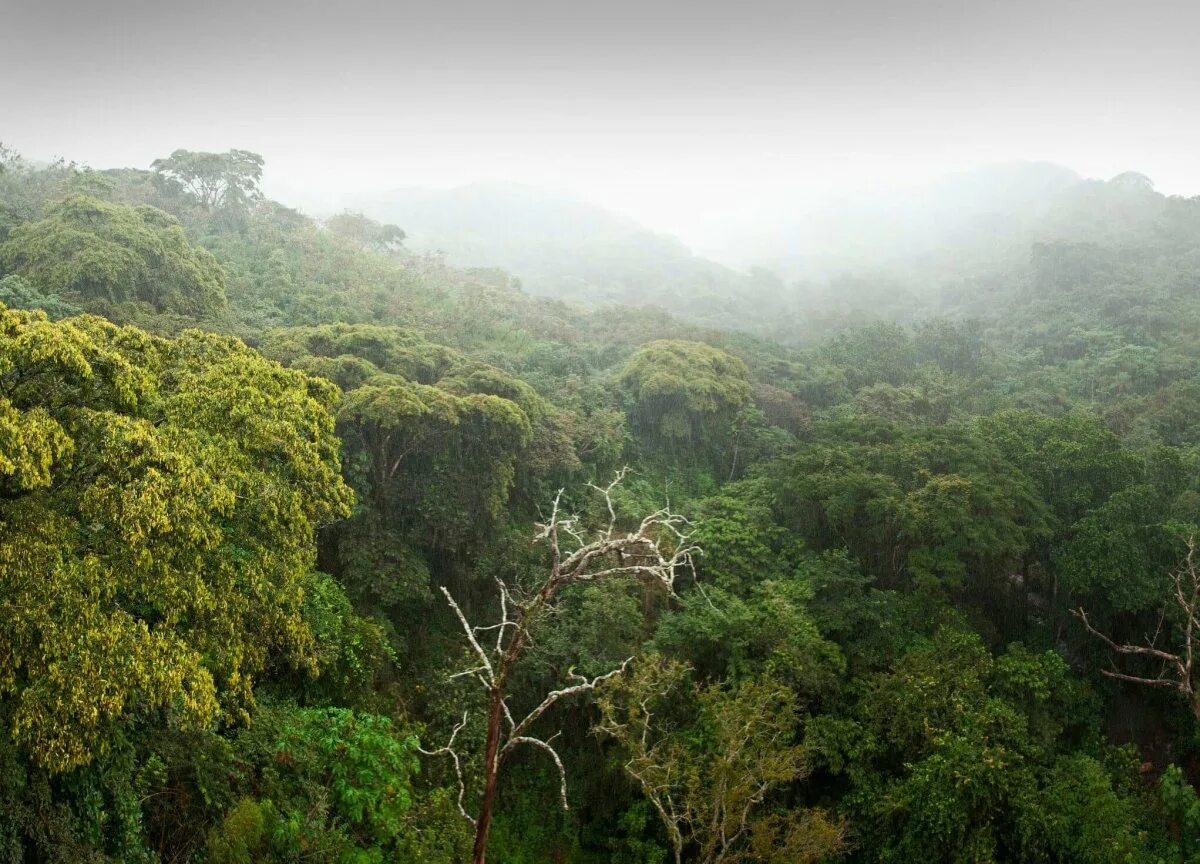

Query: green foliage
[0,196,227,318]
[780,418,1052,595]
[202,704,466,863]
[979,410,1139,525]
[151,149,264,217]
[338,376,531,536]
[686,479,801,591]
[0,306,351,771]
[1160,764,1200,862]
[1016,754,1145,864]
[263,322,548,560]
[823,322,918,389]
[294,571,396,708]
[5,144,1200,863]
[276,708,419,838]
[620,339,751,454]
[598,659,845,864]
[0,273,80,318]
[1056,485,1183,614]
[207,798,270,864]
[652,580,845,700]
[261,322,460,384]
[325,211,406,253]
[807,626,1145,863]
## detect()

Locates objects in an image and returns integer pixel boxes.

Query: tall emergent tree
[620,339,751,458]
[421,470,697,864]
[325,211,407,253]
[151,148,264,212]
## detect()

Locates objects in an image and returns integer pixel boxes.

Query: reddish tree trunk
[472,686,506,864]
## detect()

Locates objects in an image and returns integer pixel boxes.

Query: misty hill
[750,162,1198,281]
[741,162,1082,278]
[755,162,1200,340]
[12,144,1200,863]
[349,182,779,322]
[342,164,1200,347]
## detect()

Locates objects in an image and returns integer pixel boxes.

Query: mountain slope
[349,182,771,318]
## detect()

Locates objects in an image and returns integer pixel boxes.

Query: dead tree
[418,469,697,864]
[1074,534,1200,720]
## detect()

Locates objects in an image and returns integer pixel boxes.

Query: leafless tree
[1075,534,1200,720]
[418,469,697,864]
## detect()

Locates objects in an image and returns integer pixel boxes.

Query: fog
[4,0,1200,261]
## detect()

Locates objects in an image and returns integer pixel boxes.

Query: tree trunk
[472,686,506,864]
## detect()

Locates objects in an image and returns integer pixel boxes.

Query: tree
[1158,764,1200,861]
[0,147,114,242]
[150,149,264,212]
[0,306,352,771]
[325,211,406,253]
[979,410,1139,526]
[337,377,532,534]
[779,419,1051,594]
[620,340,751,456]
[1075,532,1200,720]
[419,470,697,864]
[0,273,80,319]
[596,658,845,864]
[806,627,1144,863]
[821,321,917,389]
[261,322,461,384]
[0,196,227,316]
[204,705,464,863]
[262,326,535,533]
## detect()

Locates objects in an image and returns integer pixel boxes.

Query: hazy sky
[3,0,1200,253]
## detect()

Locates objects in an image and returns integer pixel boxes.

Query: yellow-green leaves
[12,594,219,772]
[0,306,351,772]
[0,400,72,490]
[620,339,751,450]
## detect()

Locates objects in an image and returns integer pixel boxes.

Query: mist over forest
[7,0,1200,862]
[347,162,1200,346]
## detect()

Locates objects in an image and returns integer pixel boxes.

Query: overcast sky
[3,0,1200,253]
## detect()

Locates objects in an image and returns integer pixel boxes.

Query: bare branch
[422,470,698,864]
[1074,534,1200,718]
[492,577,513,654]
[506,735,570,810]
[509,658,633,741]
[441,585,495,684]
[448,665,491,680]
[416,711,475,828]
[1100,669,1180,688]
[586,465,629,540]
[1074,607,1184,667]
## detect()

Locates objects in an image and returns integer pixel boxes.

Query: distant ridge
[348,181,751,313]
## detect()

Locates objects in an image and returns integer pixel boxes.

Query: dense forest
[5,144,1200,864]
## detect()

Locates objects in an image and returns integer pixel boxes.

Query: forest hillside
[2,145,1200,863]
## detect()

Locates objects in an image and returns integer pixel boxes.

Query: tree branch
[441,585,495,684]
[508,658,633,741]
[505,735,570,810]
[416,711,475,827]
